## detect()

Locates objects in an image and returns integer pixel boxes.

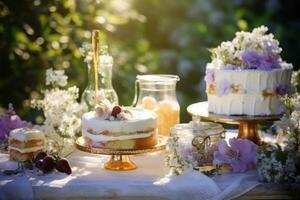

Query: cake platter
[75,136,167,171]
[187,101,281,144]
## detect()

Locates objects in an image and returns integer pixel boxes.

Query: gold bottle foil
[92,30,100,105]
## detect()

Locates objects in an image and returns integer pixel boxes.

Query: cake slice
[9,128,45,161]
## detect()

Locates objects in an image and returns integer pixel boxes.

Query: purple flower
[274,85,289,95]
[204,69,215,83]
[242,50,280,71]
[213,138,257,173]
[223,64,237,70]
[0,104,31,141]
[217,79,231,96]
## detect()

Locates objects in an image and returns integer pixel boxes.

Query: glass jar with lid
[133,75,180,136]
[170,121,225,167]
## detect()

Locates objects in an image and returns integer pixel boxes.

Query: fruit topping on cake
[94,100,132,120]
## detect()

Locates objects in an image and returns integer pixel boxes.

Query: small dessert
[82,100,158,150]
[9,128,45,161]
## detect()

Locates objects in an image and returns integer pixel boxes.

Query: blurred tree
[0,0,299,123]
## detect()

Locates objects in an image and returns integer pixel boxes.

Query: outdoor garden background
[0,0,299,124]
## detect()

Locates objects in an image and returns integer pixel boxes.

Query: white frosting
[208,94,283,115]
[9,146,43,153]
[207,68,292,115]
[9,128,45,141]
[82,129,154,142]
[82,107,157,134]
[213,68,292,93]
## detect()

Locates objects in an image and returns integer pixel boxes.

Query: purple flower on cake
[0,104,31,141]
[213,138,257,173]
[223,64,237,70]
[217,79,231,96]
[204,69,215,83]
[242,50,280,71]
[274,85,289,95]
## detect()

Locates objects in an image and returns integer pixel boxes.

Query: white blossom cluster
[46,68,68,87]
[257,144,300,183]
[31,68,82,153]
[79,42,93,63]
[165,136,197,176]
[79,43,113,68]
[210,26,282,69]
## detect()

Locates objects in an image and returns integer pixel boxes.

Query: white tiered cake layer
[213,68,291,93]
[207,94,283,115]
[206,68,292,115]
[82,107,157,136]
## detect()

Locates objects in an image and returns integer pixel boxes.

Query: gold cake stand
[75,136,167,171]
[187,102,281,144]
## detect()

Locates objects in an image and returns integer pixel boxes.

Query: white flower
[46,68,68,87]
[32,69,82,141]
[165,135,197,176]
[210,25,283,68]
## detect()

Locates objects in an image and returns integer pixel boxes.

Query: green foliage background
[0,0,299,123]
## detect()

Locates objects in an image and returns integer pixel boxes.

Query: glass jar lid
[171,121,224,137]
[137,74,180,85]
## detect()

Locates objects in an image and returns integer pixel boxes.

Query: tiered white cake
[82,101,158,150]
[205,26,293,116]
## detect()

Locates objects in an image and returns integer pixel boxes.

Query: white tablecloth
[0,150,259,200]
[0,130,259,200]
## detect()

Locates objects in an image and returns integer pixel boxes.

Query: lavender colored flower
[204,69,215,83]
[274,85,289,95]
[213,138,257,173]
[223,64,237,70]
[0,104,30,141]
[242,50,280,71]
[217,79,231,96]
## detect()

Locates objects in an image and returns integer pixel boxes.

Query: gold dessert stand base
[187,102,281,145]
[75,136,167,171]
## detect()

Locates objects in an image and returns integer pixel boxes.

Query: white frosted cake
[82,101,158,150]
[205,26,293,116]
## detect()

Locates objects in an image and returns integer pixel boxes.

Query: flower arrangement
[31,68,82,156]
[256,69,300,183]
[208,26,290,71]
[165,133,257,175]
[257,144,299,183]
[165,136,197,175]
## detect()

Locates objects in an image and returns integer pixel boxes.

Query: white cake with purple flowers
[205,26,293,116]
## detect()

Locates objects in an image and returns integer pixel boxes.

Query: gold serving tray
[76,136,167,171]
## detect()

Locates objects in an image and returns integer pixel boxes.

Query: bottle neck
[99,65,113,88]
[87,63,113,89]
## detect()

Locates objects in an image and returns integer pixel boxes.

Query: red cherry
[111,106,122,117]
[41,156,55,173]
[33,151,48,163]
[35,159,44,169]
[55,158,72,175]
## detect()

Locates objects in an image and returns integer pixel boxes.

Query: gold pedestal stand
[187,102,281,145]
[76,136,166,171]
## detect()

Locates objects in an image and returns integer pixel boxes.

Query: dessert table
[0,130,297,200]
